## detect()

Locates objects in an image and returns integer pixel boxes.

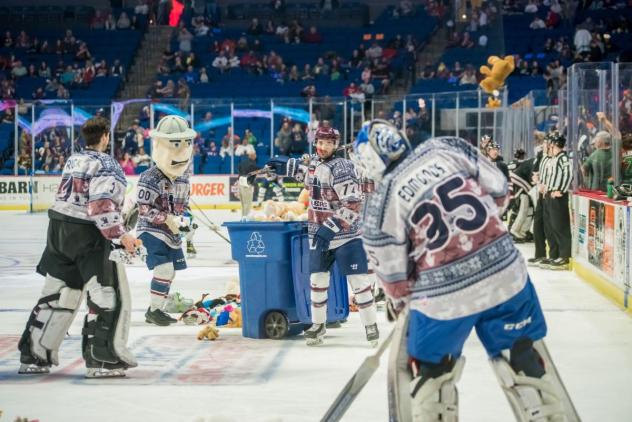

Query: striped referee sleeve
[549,152,572,193]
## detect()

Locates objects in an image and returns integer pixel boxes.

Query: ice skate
[145,307,177,326]
[365,323,379,347]
[18,363,50,374]
[85,367,127,378]
[186,240,197,259]
[305,323,326,346]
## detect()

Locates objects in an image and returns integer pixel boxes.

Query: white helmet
[150,115,196,179]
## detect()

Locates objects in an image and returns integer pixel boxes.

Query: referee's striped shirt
[547,151,572,193]
[538,154,553,189]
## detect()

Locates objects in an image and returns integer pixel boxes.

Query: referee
[528,133,552,267]
[543,131,572,270]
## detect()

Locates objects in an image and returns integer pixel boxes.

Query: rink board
[572,192,632,312]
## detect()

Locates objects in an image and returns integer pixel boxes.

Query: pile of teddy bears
[164,278,243,341]
[246,190,310,222]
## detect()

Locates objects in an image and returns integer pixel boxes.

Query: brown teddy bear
[479,56,515,93]
[225,308,242,328]
[197,325,220,341]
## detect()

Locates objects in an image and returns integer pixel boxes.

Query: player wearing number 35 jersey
[355,120,577,421]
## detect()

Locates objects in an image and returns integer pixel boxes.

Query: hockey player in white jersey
[272,125,379,346]
[18,117,139,378]
[353,120,578,421]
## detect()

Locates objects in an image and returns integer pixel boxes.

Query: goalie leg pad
[19,274,82,367]
[310,271,330,324]
[410,356,465,422]
[82,273,136,369]
[491,338,579,422]
[347,273,377,327]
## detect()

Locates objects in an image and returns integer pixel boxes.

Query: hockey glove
[386,297,408,322]
[313,225,336,252]
[165,214,182,235]
[266,156,289,175]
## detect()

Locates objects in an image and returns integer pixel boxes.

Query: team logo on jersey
[246,232,266,257]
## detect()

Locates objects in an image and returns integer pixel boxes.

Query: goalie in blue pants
[353,120,579,421]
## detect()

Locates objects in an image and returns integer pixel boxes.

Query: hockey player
[256,165,284,206]
[137,115,195,326]
[508,148,535,243]
[182,206,199,258]
[278,126,379,346]
[353,120,578,421]
[18,117,139,378]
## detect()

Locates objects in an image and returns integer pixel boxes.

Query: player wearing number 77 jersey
[275,125,379,347]
[354,120,578,421]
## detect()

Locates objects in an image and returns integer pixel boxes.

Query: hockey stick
[321,328,395,422]
[188,198,232,244]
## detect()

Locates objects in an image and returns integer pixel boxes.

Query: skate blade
[85,368,126,378]
[368,339,379,348]
[18,364,50,374]
[187,253,196,259]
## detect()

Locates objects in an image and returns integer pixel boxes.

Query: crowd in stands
[150,8,422,102]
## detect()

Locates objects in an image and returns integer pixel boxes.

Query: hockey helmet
[514,148,526,160]
[352,119,411,182]
[314,125,339,159]
[546,130,566,149]
[150,115,196,179]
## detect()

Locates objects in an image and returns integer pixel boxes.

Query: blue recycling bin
[291,233,349,324]
[224,221,349,339]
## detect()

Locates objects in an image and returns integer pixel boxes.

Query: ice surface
[0,210,631,421]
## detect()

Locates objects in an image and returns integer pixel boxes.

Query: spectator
[27,64,37,78]
[75,42,92,61]
[184,65,198,84]
[247,18,263,36]
[222,127,240,152]
[111,59,124,77]
[459,68,477,85]
[303,26,323,44]
[546,10,561,28]
[366,42,383,60]
[582,121,613,191]
[302,64,315,80]
[11,60,27,78]
[193,16,210,37]
[177,79,191,110]
[157,79,175,97]
[530,16,546,30]
[228,52,240,69]
[219,138,233,158]
[96,61,108,77]
[105,13,117,30]
[45,78,60,93]
[117,12,132,29]
[290,123,307,154]
[212,51,229,72]
[460,32,475,48]
[178,26,194,53]
[300,84,317,98]
[199,67,209,83]
[32,87,46,100]
[56,84,70,99]
[274,121,292,155]
[244,128,257,146]
[119,152,137,175]
[288,65,300,81]
[91,10,107,29]
[359,80,375,98]
[524,0,538,13]
[235,138,255,156]
[3,31,13,48]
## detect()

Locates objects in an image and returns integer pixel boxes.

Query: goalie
[353,120,579,421]
[18,117,139,378]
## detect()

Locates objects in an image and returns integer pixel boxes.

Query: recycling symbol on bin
[247,232,266,255]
